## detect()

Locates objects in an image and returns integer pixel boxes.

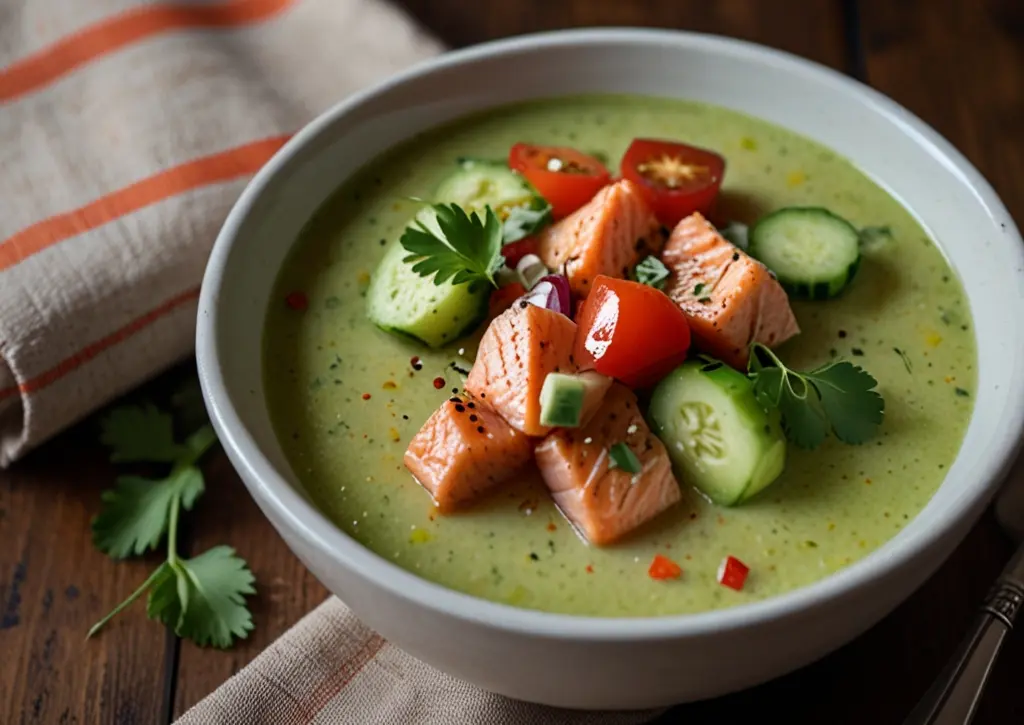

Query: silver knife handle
[903,544,1024,725]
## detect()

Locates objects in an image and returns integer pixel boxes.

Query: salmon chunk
[662,212,799,369]
[404,394,533,512]
[465,301,577,436]
[535,383,681,545]
[537,179,663,298]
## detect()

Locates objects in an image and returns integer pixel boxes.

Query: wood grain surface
[1,1,1021,723]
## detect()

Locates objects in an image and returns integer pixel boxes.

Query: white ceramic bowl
[196,29,1024,709]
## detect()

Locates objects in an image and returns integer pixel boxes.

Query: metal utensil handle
[903,544,1024,725]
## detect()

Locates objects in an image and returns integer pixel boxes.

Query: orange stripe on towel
[0,286,201,402]
[0,0,296,102]
[0,134,290,273]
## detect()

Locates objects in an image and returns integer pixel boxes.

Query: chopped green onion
[609,442,642,473]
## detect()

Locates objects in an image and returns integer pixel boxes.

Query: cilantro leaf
[148,546,256,649]
[747,343,884,449]
[609,442,642,474]
[806,362,885,445]
[401,203,504,288]
[92,467,205,559]
[100,404,185,463]
[88,394,252,650]
[502,201,551,243]
[632,256,670,289]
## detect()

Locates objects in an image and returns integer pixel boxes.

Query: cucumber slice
[647,360,786,506]
[749,207,861,300]
[435,158,539,213]
[366,209,488,348]
[367,160,547,347]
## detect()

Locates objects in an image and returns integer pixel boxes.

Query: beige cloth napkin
[0,0,441,466]
[176,598,661,724]
[0,2,660,720]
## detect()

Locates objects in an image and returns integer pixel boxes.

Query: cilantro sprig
[88,380,255,649]
[747,343,884,449]
[632,256,670,290]
[400,203,505,289]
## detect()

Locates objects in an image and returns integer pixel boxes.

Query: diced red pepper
[717,555,750,591]
[488,282,526,317]
[648,554,683,580]
[285,291,308,311]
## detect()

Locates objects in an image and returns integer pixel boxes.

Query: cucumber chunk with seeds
[435,159,541,213]
[749,207,861,300]
[540,373,587,428]
[366,209,488,348]
[647,360,786,506]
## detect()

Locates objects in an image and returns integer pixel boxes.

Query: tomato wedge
[488,282,526,318]
[620,139,725,227]
[509,143,611,220]
[574,276,691,389]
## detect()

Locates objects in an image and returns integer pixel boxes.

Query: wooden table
[3,1,1022,722]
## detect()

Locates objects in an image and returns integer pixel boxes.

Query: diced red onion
[522,274,572,318]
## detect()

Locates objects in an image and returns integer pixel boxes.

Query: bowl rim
[197,27,1024,641]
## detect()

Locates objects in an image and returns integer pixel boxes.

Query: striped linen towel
[0,0,441,466]
[176,597,662,724]
[0,1,662,721]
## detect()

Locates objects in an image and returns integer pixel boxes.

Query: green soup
[263,96,975,616]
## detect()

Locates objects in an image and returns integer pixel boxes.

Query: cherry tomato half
[620,139,725,228]
[509,143,611,220]
[574,276,691,389]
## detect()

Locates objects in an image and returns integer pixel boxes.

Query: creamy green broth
[264,95,975,616]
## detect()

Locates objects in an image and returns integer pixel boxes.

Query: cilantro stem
[167,483,183,567]
[86,564,168,639]
[183,424,217,465]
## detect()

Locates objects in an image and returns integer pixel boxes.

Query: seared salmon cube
[404,394,533,512]
[537,179,663,298]
[535,383,681,545]
[465,301,577,436]
[662,212,799,369]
